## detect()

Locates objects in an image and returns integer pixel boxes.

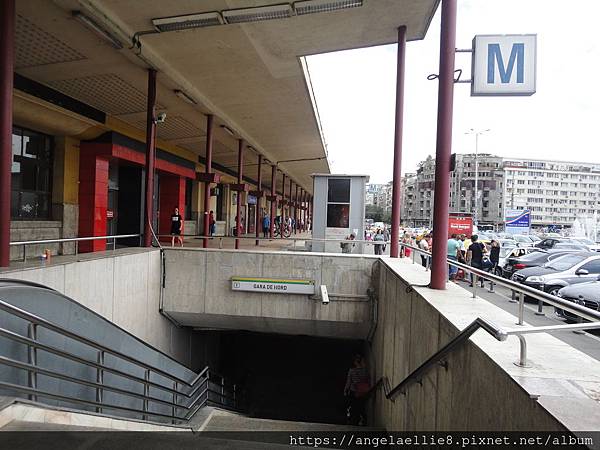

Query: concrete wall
[371,258,600,431]
[162,248,376,339]
[1,249,194,368]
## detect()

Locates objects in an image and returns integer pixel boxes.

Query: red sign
[448,213,473,237]
[107,210,114,219]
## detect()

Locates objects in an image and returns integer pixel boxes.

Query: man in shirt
[466,234,487,287]
[447,234,462,281]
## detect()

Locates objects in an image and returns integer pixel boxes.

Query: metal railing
[0,298,241,424]
[9,234,142,263]
[380,316,600,401]
[373,242,600,399]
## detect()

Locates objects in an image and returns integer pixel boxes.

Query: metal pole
[235,139,244,250]
[255,154,262,246]
[474,132,479,225]
[203,114,214,248]
[27,323,37,402]
[281,173,286,239]
[143,69,157,247]
[517,292,524,325]
[96,350,104,413]
[270,165,276,239]
[429,0,457,289]
[0,0,15,267]
[390,25,407,258]
[294,183,299,234]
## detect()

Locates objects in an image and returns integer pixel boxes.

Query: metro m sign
[472,34,537,96]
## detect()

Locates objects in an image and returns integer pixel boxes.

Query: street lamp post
[465,128,490,226]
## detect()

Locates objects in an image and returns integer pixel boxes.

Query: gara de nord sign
[472,34,537,96]
[231,277,315,295]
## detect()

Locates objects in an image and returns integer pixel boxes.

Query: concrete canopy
[14,0,439,193]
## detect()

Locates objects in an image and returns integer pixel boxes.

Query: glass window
[580,259,600,274]
[11,125,53,220]
[328,179,350,203]
[326,178,351,228]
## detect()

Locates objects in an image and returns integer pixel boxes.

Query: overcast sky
[307,0,600,184]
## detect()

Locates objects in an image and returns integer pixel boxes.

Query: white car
[512,235,535,247]
[569,237,600,252]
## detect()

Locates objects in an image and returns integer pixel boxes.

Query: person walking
[373,229,385,255]
[262,213,270,238]
[447,234,462,281]
[466,234,487,287]
[340,233,356,254]
[209,210,216,236]
[419,233,430,267]
[489,239,501,275]
[344,354,370,426]
[170,206,184,247]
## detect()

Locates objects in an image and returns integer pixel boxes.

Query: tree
[365,205,384,222]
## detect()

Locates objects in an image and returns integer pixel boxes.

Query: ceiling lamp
[220,125,236,137]
[152,12,224,32]
[223,4,293,24]
[72,11,123,49]
[294,0,363,15]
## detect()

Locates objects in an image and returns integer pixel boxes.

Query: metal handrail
[384,316,600,401]
[9,234,141,246]
[379,243,600,400]
[9,234,142,263]
[0,299,241,423]
[398,242,600,323]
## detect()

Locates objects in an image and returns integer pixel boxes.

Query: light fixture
[293,0,362,15]
[220,125,235,137]
[72,11,123,49]
[223,4,293,24]
[152,12,224,32]
[174,90,197,105]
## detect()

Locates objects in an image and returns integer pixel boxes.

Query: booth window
[11,126,53,220]
[326,178,350,228]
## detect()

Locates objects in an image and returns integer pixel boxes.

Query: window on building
[11,126,53,220]
[326,178,350,228]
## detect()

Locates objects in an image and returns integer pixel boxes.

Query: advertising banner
[505,209,531,235]
[448,213,473,237]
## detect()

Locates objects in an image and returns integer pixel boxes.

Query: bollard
[509,289,517,303]
[517,292,524,325]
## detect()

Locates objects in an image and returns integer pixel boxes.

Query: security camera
[320,285,329,305]
[155,112,167,124]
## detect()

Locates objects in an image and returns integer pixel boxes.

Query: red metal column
[270,165,276,238]
[430,0,457,289]
[203,114,214,248]
[294,184,299,234]
[255,154,262,245]
[0,0,15,267]
[235,139,244,249]
[390,26,407,258]
[143,69,157,247]
[280,173,286,238]
[289,178,293,234]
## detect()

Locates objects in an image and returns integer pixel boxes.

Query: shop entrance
[117,163,143,246]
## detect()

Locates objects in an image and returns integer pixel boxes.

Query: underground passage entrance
[215,331,366,425]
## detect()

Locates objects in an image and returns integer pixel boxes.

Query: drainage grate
[16,15,87,69]
[48,74,164,115]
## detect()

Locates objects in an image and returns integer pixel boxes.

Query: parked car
[534,237,574,250]
[511,252,600,296]
[552,242,591,252]
[569,237,600,252]
[513,235,535,247]
[555,278,600,322]
[501,249,573,279]
[496,246,541,276]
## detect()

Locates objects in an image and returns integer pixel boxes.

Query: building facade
[400,154,600,230]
